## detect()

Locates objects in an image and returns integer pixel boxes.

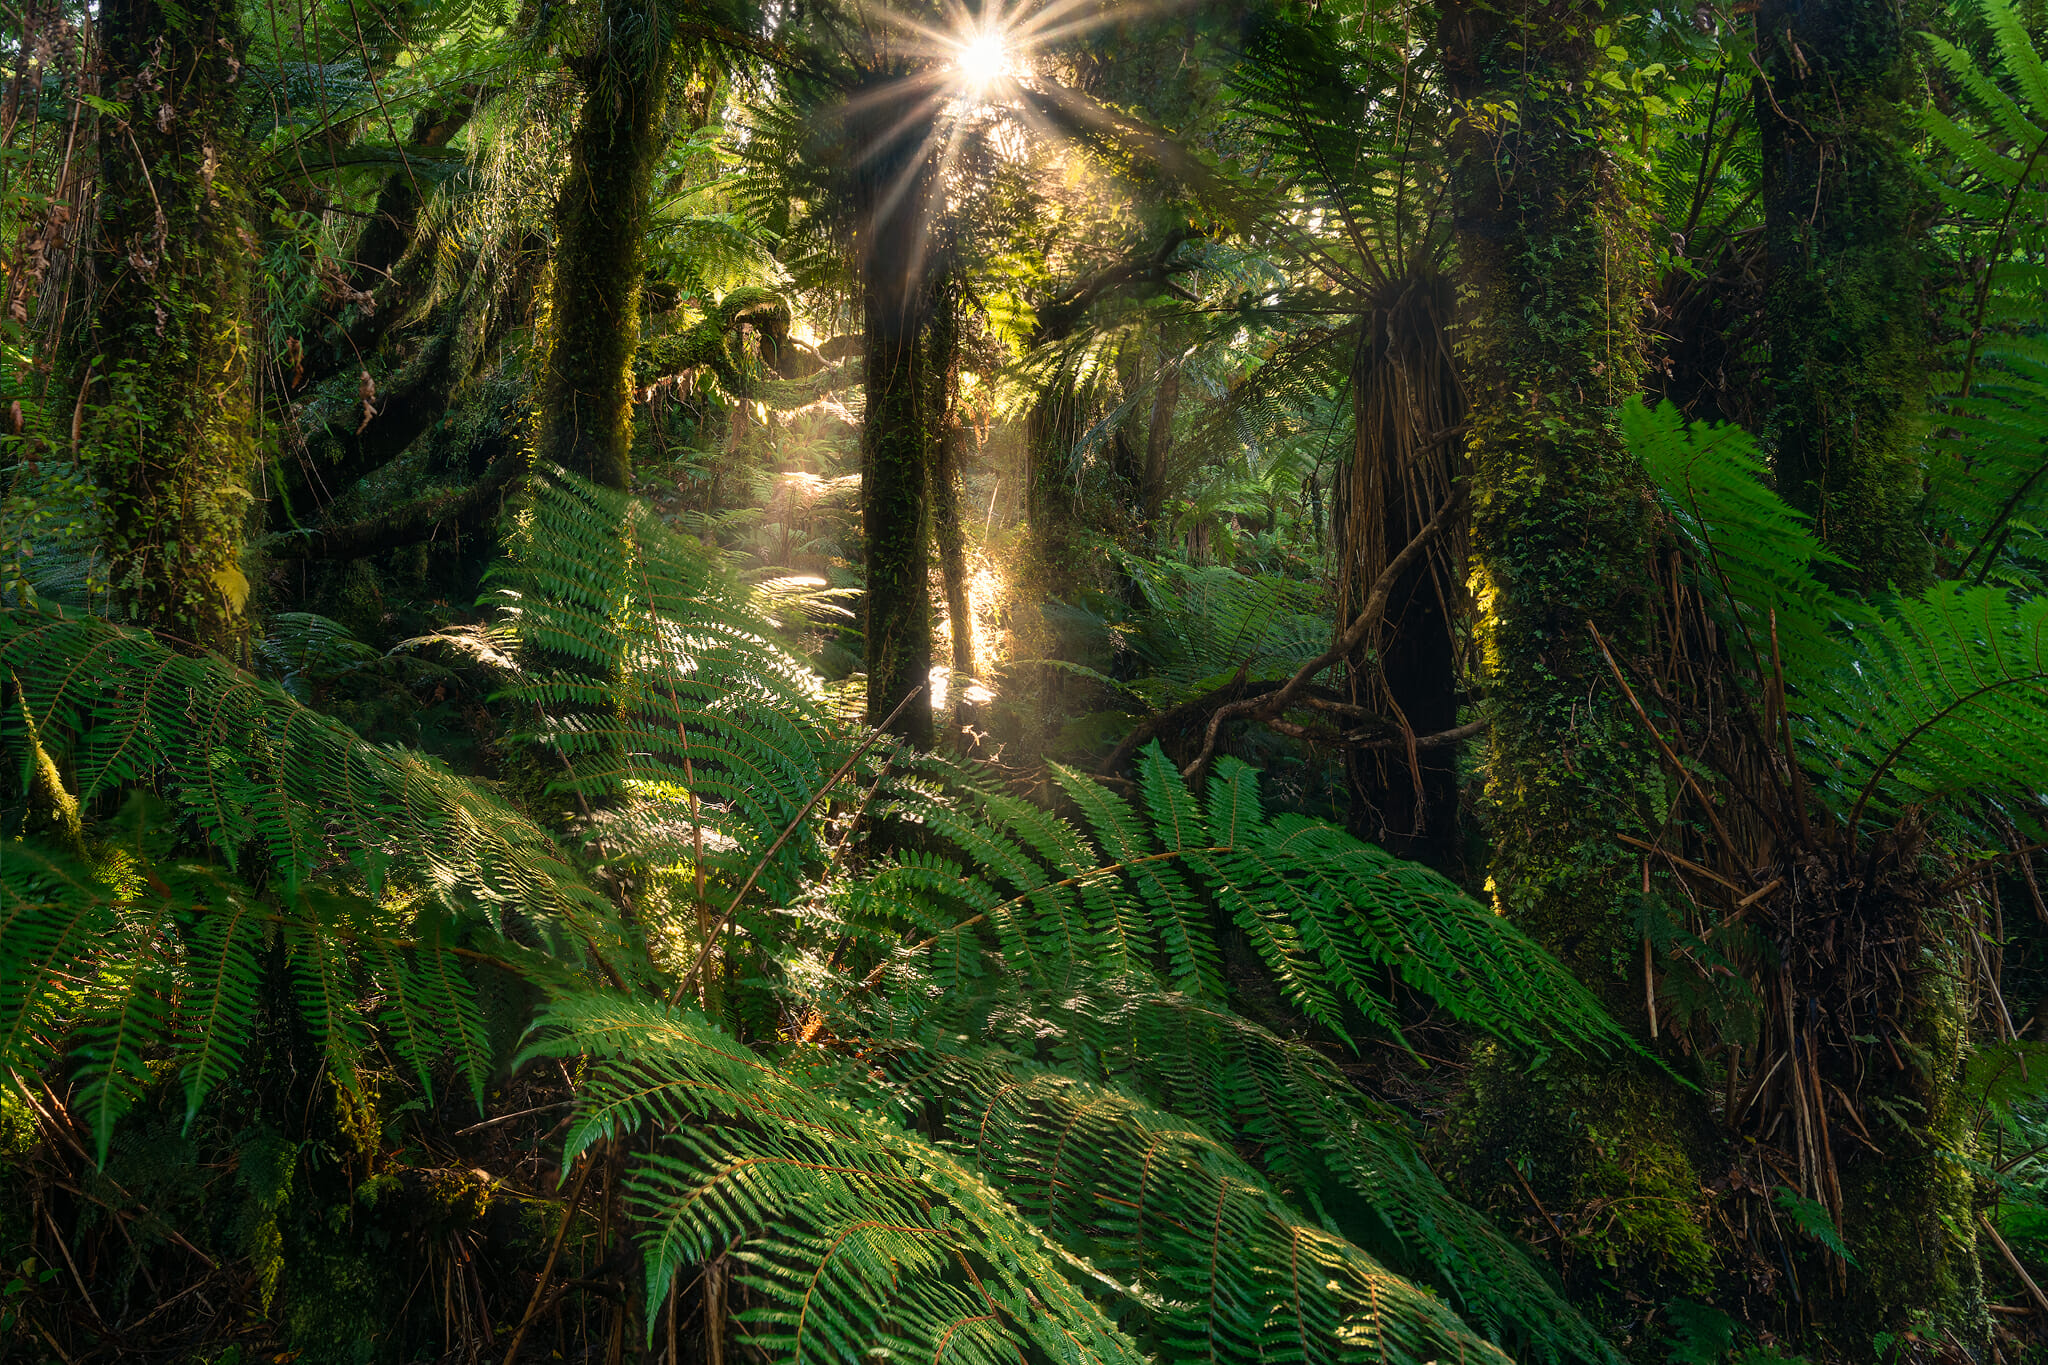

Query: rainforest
[2,0,2046,1359]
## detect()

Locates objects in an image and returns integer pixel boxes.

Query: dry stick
[1981,1212,2048,1319]
[1180,487,1464,783]
[40,1205,102,1328]
[1589,620,1741,858]
[499,1150,599,1365]
[668,683,926,1006]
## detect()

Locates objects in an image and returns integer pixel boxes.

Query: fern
[848,980,1615,1364]
[833,744,1635,1062]
[2,474,1638,1362]
[0,609,632,970]
[518,992,1151,1365]
[1630,398,2048,826]
[492,470,840,910]
[0,840,520,1158]
[1920,0,2048,579]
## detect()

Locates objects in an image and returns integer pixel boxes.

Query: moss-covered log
[86,0,256,654]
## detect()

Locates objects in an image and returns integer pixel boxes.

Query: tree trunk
[1440,0,1717,1303]
[88,0,255,655]
[1338,273,1463,868]
[852,90,949,747]
[1139,356,1179,537]
[930,288,974,737]
[1756,0,1929,590]
[933,423,974,730]
[536,5,673,492]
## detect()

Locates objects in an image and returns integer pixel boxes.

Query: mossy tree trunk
[1440,0,1717,1305]
[854,141,947,747]
[88,0,255,655]
[536,0,673,492]
[1753,2,1980,1342]
[1756,0,1930,590]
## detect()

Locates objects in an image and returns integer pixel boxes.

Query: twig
[452,1101,572,1137]
[1589,620,1739,856]
[1180,486,1465,783]
[41,1206,103,1328]
[1981,1212,2048,1320]
[499,1151,598,1365]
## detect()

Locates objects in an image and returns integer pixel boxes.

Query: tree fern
[1,472,1643,1362]
[848,980,1615,1364]
[835,744,1635,1062]
[1630,397,2048,826]
[492,470,840,909]
[518,992,1151,1365]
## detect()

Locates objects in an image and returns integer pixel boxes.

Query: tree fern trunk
[1756,0,1930,592]
[536,1,672,492]
[1440,0,1717,1307]
[88,0,254,655]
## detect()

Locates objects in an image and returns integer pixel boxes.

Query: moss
[85,0,257,655]
[1820,953,1987,1356]
[0,1088,34,1159]
[1440,0,1718,1319]
[1449,1047,1716,1319]
[535,1,675,492]
[1756,0,1934,591]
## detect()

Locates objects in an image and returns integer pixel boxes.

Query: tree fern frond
[848,978,1615,1364]
[518,992,1147,1364]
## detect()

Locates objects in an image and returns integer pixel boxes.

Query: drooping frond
[847,979,1616,1365]
[0,608,631,971]
[0,841,505,1159]
[1630,398,2048,826]
[517,991,1148,1365]
[1920,0,2048,577]
[826,743,1637,1061]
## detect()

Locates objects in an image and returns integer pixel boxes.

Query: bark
[1139,360,1179,535]
[536,5,674,491]
[1440,0,1716,1303]
[88,0,255,654]
[1756,0,1930,590]
[1337,271,1464,868]
[852,92,951,747]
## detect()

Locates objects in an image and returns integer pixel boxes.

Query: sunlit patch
[953,26,1011,95]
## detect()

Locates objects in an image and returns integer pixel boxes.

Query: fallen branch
[1180,486,1466,783]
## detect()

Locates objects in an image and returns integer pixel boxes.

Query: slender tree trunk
[1440,0,1717,1302]
[933,422,973,728]
[536,2,672,492]
[1139,356,1179,537]
[857,145,944,747]
[1756,0,1929,590]
[88,0,254,655]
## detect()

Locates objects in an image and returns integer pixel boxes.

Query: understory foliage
[1,470,1627,1362]
[10,0,2048,1355]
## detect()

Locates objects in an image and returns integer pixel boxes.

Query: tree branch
[1180,485,1467,784]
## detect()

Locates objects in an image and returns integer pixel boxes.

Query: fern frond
[518,992,1146,1364]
